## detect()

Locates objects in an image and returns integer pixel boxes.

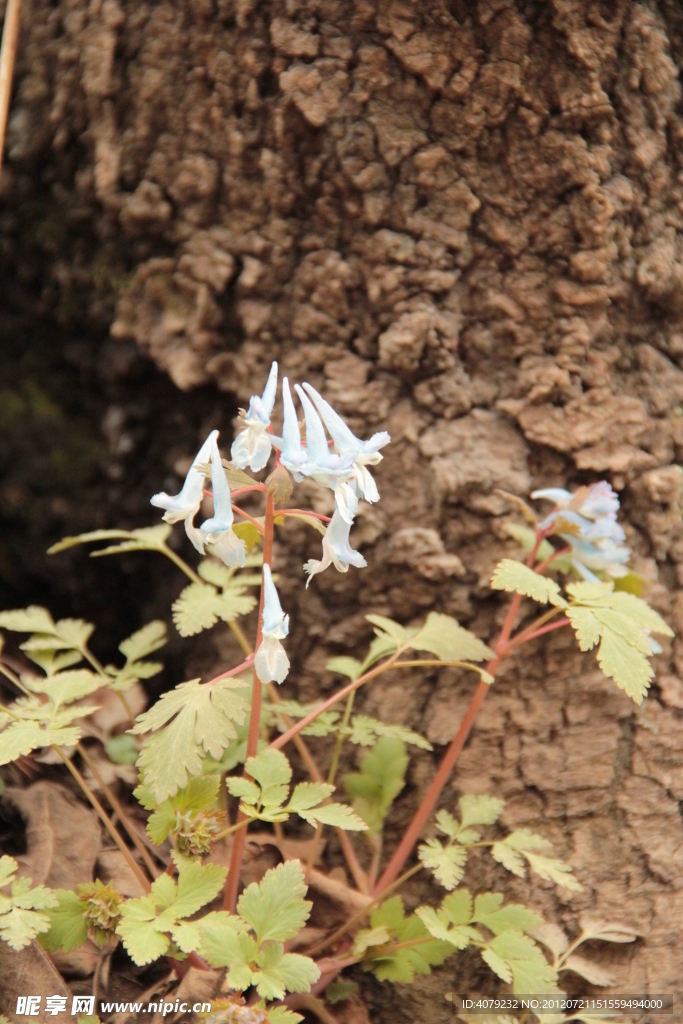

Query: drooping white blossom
[254,564,290,684]
[200,434,246,567]
[151,430,216,554]
[303,508,367,587]
[231,361,278,472]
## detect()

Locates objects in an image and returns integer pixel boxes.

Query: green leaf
[353,925,392,956]
[483,931,557,994]
[40,890,89,952]
[267,1008,303,1024]
[253,944,320,1000]
[119,620,167,662]
[48,525,172,556]
[0,858,58,951]
[146,775,221,845]
[566,582,672,704]
[237,861,312,944]
[346,715,433,751]
[490,831,581,891]
[343,737,408,837]
[287,781,334,813]
[472,893,542,935]
[0,721,47,765]
[297,803,368,831]
[231,522,262,552]
[171,862,227,919]
[133,678,249,801]
[36,669,101,710]
[0,607,56,633]
[116,897,170,965]
[365,614,410,646]
[411,612,495,663]
[459,794,505,828]
[364,897,453,983]
[105,734,139,765]
[491,560,567,608]
[172,582,257,637]
[194,910,244,965]
[325,979,359,1004]
[326,656,362,680]
[418,839,468,890]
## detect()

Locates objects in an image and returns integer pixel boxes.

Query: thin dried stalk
[0,0,21,176]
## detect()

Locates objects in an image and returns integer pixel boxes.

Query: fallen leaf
[0,941,71,1017]
[97,850,148,898]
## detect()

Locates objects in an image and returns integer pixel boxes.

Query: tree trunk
[2,0,683,1018]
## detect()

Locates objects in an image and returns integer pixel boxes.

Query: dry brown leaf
[8,782,101,888]
[0,941,71,1017]
[97,849,148,898]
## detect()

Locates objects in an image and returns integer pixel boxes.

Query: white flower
[151,430,215,553]
[302,382,390,521]
[231,361,278,472]
[271,377,309,480]
[303,508,367,587]
[200,434,246,567]
[254,564,290,684]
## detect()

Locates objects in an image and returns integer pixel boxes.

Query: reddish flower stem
[515,617,570,644]
[373,532,546,895]
[223,491,275,911]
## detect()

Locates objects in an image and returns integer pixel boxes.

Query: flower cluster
[151,362,390,688]
[532,482,630,582]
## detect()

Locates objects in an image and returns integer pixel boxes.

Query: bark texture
[3,0,683,1018]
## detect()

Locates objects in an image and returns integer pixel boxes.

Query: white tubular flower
[200,434,246,568]
[302,382,390,519]
[231,361,278,472]
[271,377,309,480]
[254,564,290,684]
[303,508,367,587]
[151,430,216,554]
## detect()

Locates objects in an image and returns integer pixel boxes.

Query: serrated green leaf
[253,944,320,1000]
[116,897,170,965]
[171,862,227,919]
[523,852,582,892]
[145,774,222,845]
[473,894,542,935]
[198,559,236,588]
[119,621,167,662]
[40,890,89,952]
[491,560,567,608]
[459,794,505,828]
[0,606,56,633]
[237,861,312,944]
[418,840,468,890]
[343,736,408,837]
[48,526,172,556]
[0,906,54,950]
[346,715,432,750]
[267,1008,303,1024]
[411,612,494,663]
[225,777,261,804]
[246,748,292,795]
[0,861,58,950]
[360,633,398,672]
[194,910,244,965]
[36,669,101,710]
[366,897,453,983]
[483,931,557,994]
[287,782,334,813]
[53,618,94,650]
[133,678,249,802]
[414,906,479,949]
[298,803,368,831]
[231,521,262,552]
[326,656,362,680]
[596,629,653,704]
[366,614,410,646]
[566,606,601,650]
[0,721,45,764]
[353,924,392,956]
[172,582,257,637]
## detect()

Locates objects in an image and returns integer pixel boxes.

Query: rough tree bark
[2,0,683,1020]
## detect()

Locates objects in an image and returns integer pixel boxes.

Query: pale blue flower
[231,361,278,472]
[151,430,216,553]
[200,434,246,567]
[567,536,631,582]
[304,508,367,587]
[254,564,290,684]
[532,480,630,582]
